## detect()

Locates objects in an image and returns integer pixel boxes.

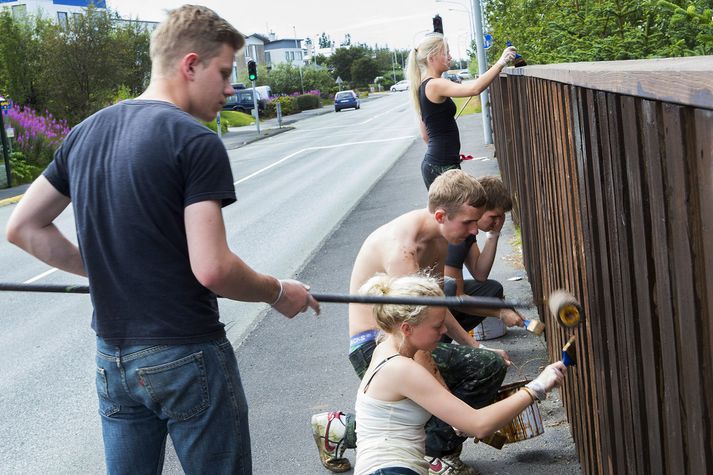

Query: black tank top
[419,78,460,166]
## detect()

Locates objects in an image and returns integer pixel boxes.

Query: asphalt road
[0,92,417,474]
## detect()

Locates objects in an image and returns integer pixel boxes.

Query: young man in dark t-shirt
[6,6,318,474]
[442,176,524,339]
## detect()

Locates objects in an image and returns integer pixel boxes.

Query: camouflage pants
[346,340,506,457]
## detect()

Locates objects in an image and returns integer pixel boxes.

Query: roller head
[548,289,583,328]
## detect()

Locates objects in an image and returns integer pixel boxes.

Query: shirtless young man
[312,170,509,475]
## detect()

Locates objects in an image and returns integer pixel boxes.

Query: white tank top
[354,355,431,475]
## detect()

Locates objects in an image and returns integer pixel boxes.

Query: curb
[0,194,23,207]
[223,126,294,150]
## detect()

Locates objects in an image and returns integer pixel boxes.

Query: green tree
[318,32,333,49]
[0,11,47,107]
[482,0,713,65]
[111,19,152,97]
[266,63,302,94]
[350,56,379,87]
[36,6,118,123]
[301,66,336,95]
[327,45,370,82]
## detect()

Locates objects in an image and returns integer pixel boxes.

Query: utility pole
[293,26,305,94]
[471,0,493,144]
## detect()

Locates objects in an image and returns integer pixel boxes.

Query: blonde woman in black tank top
[405,34,518,189]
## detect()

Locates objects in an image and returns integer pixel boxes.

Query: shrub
[9,151,41,184]
[5,104,70,172]
[268,96,298,116]
[200,115,229,134]
[296,93,321,110]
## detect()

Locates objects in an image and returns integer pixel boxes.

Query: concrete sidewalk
[236,111,580,474]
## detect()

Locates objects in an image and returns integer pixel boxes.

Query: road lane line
[24,268,57,284]
[359,103,409,124]
[233,135,415,185]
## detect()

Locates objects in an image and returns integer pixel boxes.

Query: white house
[0,0,106,26]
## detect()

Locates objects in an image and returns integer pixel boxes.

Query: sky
[107,0,478,56]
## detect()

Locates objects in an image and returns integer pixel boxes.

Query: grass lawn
[453,96,482,117]
[220,110,255,126]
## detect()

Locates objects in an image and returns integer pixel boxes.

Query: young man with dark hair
[442,175,525,339]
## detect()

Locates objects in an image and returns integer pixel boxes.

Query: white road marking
[233,135,415,185]
[24,268,57,284]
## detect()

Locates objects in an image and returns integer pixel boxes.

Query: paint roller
[548,289,584,366]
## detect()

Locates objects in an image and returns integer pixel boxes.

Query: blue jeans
[95,336,251,475]
[370,468,420,475]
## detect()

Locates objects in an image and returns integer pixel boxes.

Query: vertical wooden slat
[619,95,664,474]
[572,85,603,475]
[692,109,713,471]
[661,104,707,474]
[639,100,686,473]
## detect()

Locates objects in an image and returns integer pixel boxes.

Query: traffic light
[247,60,257,81]
[433,14,443,34]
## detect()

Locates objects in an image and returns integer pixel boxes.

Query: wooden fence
[489,56,712,474]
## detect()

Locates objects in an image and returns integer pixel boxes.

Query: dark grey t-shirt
[44,100,236,345]
[445,234,477,269]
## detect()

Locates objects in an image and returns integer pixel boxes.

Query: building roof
[265,39,302,50]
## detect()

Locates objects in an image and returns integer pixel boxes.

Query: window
[290,51,295,61]
[57,12,68,28]
[284,51,290,62]
[11,5,27,18]
[297,51,302,60]
[265,52,271,67]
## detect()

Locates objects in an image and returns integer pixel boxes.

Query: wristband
[525,379,546,401]
[269,279,284,306]
[486,231,500,239]
[478,343,489,350]
[496,59,507,68]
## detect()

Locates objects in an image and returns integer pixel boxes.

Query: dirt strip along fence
[489,56,713,475]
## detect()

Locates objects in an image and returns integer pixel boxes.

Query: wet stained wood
[661,104,707,474]
[619,95,664,474]
[490,59,712,474]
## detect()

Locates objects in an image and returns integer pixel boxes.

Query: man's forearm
[444,310,479,347]
[10,224,86,277]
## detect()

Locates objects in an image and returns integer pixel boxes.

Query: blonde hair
[479,176,513,212]
[359,273,443,333]
[406,34,447,117]
[428,169,486,216]
[150,5,245,76]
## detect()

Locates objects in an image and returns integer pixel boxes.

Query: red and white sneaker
[426,452,480,475]
[311,411,351,472]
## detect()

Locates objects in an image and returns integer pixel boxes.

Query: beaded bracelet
[520,387,537,403]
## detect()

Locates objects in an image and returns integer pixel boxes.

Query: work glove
[496,47,517,68]
[525,361,567,400]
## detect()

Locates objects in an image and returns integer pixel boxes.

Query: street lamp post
[435,0,474,44]
[391,51,397,82]
[293,25,305,94]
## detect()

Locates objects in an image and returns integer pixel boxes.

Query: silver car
[390,80,409,92]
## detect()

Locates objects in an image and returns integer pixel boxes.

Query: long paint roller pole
[0,282,532,310]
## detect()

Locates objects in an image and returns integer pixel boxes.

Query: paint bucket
[472,317,507,340]
[496,381,544,443]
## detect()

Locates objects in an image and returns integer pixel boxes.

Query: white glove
[525,361,567,400]
[496,47,517,67]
